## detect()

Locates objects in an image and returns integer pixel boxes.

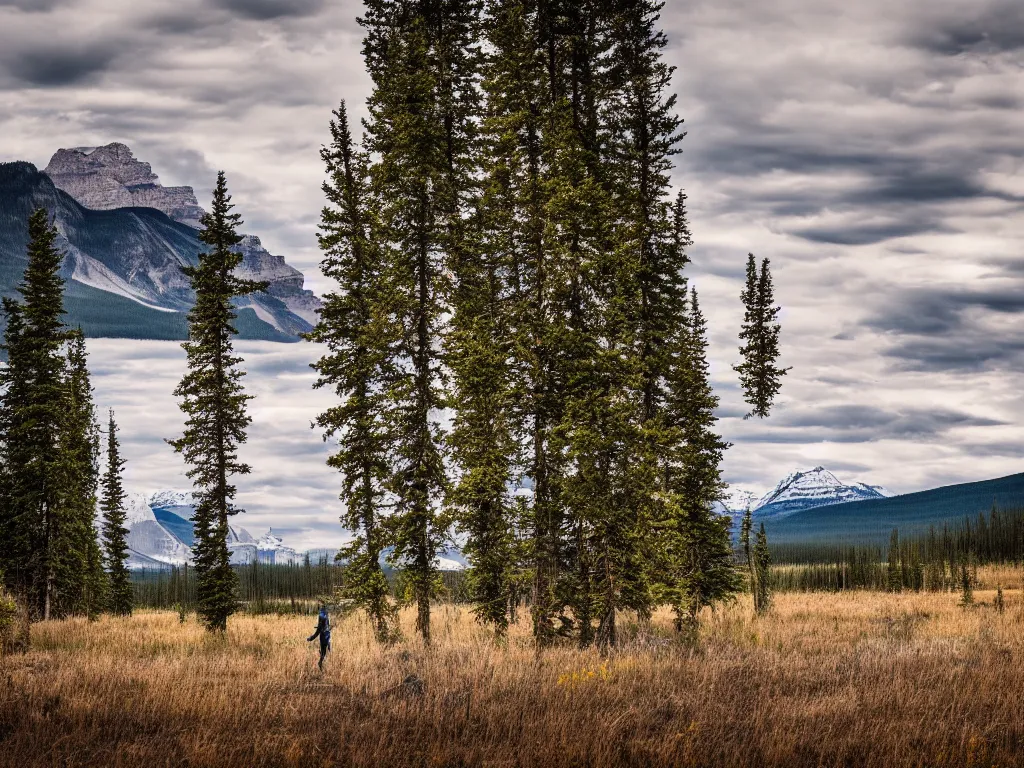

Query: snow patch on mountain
[148,490,195,511]
[752,466,892,520]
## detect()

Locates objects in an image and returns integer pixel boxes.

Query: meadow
[3,570,1024,768]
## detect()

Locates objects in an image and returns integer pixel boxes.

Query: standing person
[307,604,331,671]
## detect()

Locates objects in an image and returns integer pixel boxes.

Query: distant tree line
[131,560,471,613]
[308,0,786,647]
[770,506,1024,593]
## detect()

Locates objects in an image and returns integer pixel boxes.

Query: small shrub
[0,585,29,656]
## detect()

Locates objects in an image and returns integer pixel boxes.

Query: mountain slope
[0,159,314,341]
[764,472,1024,548]
[753,466,891,519]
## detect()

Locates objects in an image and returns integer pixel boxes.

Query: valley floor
[3,581,1024,767]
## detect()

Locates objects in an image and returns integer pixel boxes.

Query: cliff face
[0,160,315,342]
[45,144,206,227]
[36,143,321,334]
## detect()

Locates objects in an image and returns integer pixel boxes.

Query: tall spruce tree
[662,290,739,630]
[473,0,560,645]
[0,210,73,619]
[101,408,132,616]
[753,523,772,615]
[169,173,267,632]
[740,505,756,596]
[307,101,397,643]
[736,253,787,418]
[57,330,105,619]
[472,0,574,643]
[358,0,482,643]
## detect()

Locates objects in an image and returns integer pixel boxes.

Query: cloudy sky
[2,0,1024,548]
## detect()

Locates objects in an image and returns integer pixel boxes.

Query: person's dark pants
[318,637,329,671]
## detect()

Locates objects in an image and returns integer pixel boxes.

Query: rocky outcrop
[42,143,321,333]
[44,144,206,227]
[0,161,312,341]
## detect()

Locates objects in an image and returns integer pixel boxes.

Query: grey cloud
[214,0,325,21]
[907,2,1024,56]
[862,286,1024,371]
[868,288,1024,335]
[5,44,119,87]
[731,404,1003,445]
[0,0,65,9]
[794,220,945,246]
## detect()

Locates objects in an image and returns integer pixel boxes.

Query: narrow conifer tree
[887,528,903,593]
[753,523,772,615]
[736,253,787,418]
[101,408,132,616]
[740,505,757,598]
[663,290,740,629]
[57,330,105,619]
[307,101,397,643]
[169,173,267,633]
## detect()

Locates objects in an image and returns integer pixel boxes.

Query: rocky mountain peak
[753,466,892,520]
[34,142,322,334]
[44,143,206,227]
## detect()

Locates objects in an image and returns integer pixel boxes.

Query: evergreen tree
[958,556,973,606]
[662,290,740,630]
[56,330,104,619]
[0,210,73,619]
[358,0,482,644]
[307,101,397,643]
[168,173,267,633]
[887,528,903,593]
[753,523,772,615]
[735,253,787,418]
[101,408,132,616]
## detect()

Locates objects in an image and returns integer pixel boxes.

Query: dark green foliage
[320,0,777,645]
[735,253,787,419]
[887,528,903,593]
[307,101,397,643]
[130,561,470,613]
[753,524,772,615]
[168,173,267,633]
[770,506,1024,593]
[662,291,740,630]
[57,330,105,620]
[101,409,132,616]
[958,556,974,606]
[1,211,70,618]
[0,210,105,620]
[355,0,483,644]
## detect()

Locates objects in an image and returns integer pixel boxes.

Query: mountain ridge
[0,147,319,342]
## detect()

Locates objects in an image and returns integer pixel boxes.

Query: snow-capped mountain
[751,467,891,520]
[148,490,194,510]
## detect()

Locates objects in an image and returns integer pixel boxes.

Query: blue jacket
[308,610,331,647]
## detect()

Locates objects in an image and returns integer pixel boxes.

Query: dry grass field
[4,575,1024,767]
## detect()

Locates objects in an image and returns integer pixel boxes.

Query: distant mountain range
[0,143,320,342]
[714,466,891,523]
[756,471,1024,549]
[119,491,466,571]
[749,466,891,519]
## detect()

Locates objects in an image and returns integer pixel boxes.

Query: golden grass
[4,577,1024,767]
